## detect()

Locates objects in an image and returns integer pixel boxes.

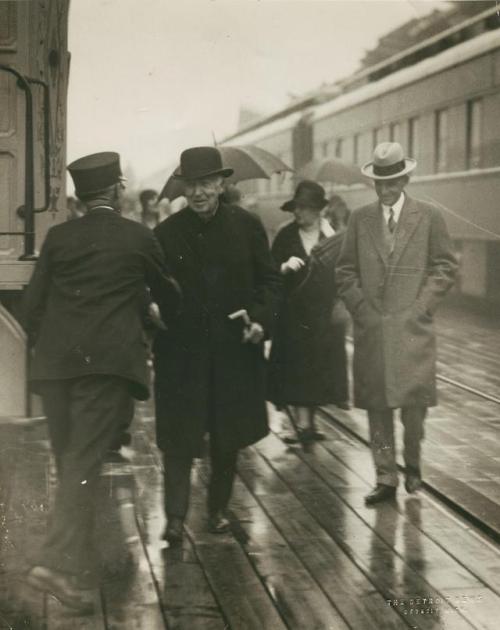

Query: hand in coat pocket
[354,300,380,328]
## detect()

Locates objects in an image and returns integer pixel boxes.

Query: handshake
[228,309,265,344]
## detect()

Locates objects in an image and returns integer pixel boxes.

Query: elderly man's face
[374,175,408,207]
[184,176,224,216]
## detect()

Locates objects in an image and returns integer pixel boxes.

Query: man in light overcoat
[336,142,457,505]
[153,146,282,542]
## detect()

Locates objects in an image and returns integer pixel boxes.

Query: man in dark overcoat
[153,146,282,542]
[22,152,180,611]
[336,142,457,505]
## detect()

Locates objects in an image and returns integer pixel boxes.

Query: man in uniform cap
[153,146,281,543]
[336,142,457,505]
[23,151,180,611]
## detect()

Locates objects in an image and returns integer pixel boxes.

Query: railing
[0,65,51,260]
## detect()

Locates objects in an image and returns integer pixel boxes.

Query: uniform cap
[67,151,122,196]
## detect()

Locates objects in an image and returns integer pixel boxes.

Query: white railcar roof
[228,29,500,145]
[312,29,500,123]
[225,111,304,146]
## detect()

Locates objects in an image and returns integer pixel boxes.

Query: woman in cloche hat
[267,180,349,443]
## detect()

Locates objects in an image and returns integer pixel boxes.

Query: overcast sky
[67,0,448,185]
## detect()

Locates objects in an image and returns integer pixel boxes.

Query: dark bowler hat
[67,151,123,196]
[361,142,416,180]
[281,180,328,212]
[174,146,234,180]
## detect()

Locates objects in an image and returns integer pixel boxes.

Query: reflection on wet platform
[1,398,500,629]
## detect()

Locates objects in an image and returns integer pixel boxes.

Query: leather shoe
[208,511,230,534]
[364,484,396,505]
[163,516,184,545]
[405,469,422,493]
[26,566,95,613]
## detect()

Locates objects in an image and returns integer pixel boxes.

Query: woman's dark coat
[268,221,348,407]
[153,203,282,457]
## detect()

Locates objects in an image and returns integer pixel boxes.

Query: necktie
[388,207,396,234]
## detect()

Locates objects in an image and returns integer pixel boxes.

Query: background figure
[268,180,347,444]
[323,192,351,233]
[22,152,180,612]
[139,188,160,229]
[337,142,457,506]
[220,183,242,205]
[157,197,172,222]
[153,147,282,544]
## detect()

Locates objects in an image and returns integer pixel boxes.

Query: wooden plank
[271,426,500,629]
[401,497,500,595]
[97,467,167,629]
[237,448,409,630]
[312,419,500,594]
[186,473,287,630]
[220,477,351,630]
[44,437,105,629]
[319,406,500,541]
[256,432,476,630]
[132,429,227,630]
[0,425,48,629]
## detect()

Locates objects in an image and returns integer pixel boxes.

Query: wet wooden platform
[2,398,500,629]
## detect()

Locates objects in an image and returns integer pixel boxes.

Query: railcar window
[408,117,419,162]
[352,134,359,165]
[372,128,380,150]
[435,109,449,173]
[321,141,329,158]
[389,122,401,143]
[335,138,343,159]
[466,98,482,170]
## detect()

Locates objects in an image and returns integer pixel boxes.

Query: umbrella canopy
[298,158,368,186]
[159,145,293,201]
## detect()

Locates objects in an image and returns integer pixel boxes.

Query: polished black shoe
[405,468,422,493]
[208,511,230,534]
[163,516,184,545]
[26,566,95,614]
[364,484,396,506]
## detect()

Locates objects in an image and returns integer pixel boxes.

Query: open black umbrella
[159,145,293,200]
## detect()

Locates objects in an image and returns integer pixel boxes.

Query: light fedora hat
[361,142,417,180]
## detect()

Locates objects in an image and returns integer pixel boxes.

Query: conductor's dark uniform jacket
[23,208,180,400]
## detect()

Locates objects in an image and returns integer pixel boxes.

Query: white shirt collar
[382,192,405,224]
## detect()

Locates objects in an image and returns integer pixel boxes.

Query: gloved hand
[243,321,265,344]
[281,256,305,274]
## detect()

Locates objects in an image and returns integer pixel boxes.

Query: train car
[0,0,70,418]
[225,6,500,305]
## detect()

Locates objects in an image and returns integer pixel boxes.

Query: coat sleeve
[21,229,53,347]
[335,211,367,315]
[142,231,182,326]
[247,216,283,336]
[417,207,458,314]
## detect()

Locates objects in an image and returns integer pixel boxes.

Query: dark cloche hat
[67,151,122,196]
[174,146,234,180]
[281,180,328,212]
